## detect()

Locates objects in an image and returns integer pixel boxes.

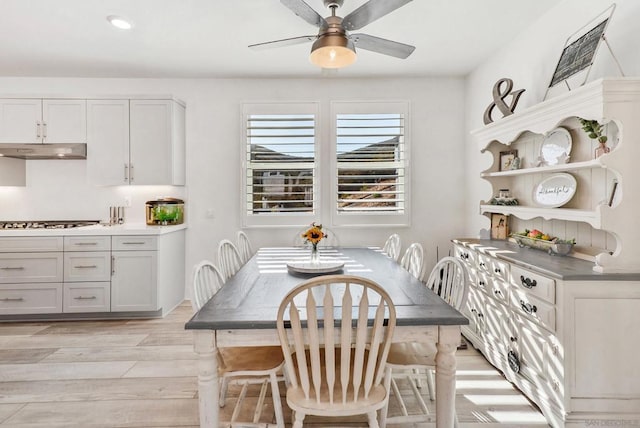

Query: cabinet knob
[510,336,517,342]
[520,275,537,289]
[494,267,501,273]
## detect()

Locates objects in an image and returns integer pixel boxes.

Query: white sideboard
[454,238,640,427]
[0,225,185,320]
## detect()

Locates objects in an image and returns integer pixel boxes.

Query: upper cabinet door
[87,100,130,186]
[129,100,175,185]
[0,99,42,143]
[42,99,87,143]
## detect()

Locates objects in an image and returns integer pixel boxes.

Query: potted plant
[578,118,609,158]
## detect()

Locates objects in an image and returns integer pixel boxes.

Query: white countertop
[0,223,187,237]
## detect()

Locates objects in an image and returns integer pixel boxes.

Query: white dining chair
[380,256,469,427]
[400,242,424,281]
[236,230,254,264]
[217,239,243,281]
[276,274,397,428]
[191,260,286,427]
[382,233,401,261]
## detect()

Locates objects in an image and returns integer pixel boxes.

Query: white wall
[464,0,640,236]
[0,76,466,288]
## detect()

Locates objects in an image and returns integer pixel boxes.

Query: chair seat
[386,341,437,368]
[287,383,388,416]
[218,346,284,374]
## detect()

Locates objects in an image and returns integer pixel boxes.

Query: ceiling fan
[249,0,416,69]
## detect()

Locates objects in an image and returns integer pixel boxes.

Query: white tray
[286,260,345,274]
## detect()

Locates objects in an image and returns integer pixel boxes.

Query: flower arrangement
[578,118,610,158]
[301,222,327,251]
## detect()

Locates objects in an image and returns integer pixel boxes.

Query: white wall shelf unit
[472,78,640,273]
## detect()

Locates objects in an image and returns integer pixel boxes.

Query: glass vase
[310,244,320,266]
[594,141,610,158]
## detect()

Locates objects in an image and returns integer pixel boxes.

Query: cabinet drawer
[510,287,555,331]
[0,253,63,283]
[514,315,553,384]
[510,265,555,304]
[0,237,63,252]
[0,283,63,314]
[454,244,476,267]
[112,236,157,251]
[476,253,493,275]
[64,252,111,282]
[63,282,110,313]
[64,236,111,252]
[488,277,509,304]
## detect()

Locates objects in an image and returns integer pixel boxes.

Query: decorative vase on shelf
[594,141,610,159]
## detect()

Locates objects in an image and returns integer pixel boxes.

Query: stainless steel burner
[0,220,100,230]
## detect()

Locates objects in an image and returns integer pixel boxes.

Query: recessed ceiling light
[107,15,133,30]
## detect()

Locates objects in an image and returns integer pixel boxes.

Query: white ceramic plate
[287,260,345,274]
[540,127,572,166]
[533,173,577,208]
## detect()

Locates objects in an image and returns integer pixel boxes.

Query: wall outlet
[124,196,132,207]
[205,209,215,219]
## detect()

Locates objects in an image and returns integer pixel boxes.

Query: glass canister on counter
[145,198,184,226]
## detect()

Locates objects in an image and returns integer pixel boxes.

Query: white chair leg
[413,368,423,388]
[270,371,285,428]
[380,366,392,428]
[219,375,229,407]
[426,369,436,401]
[454,411,460,428]
[368,411,380,428]
[292,411,305,428]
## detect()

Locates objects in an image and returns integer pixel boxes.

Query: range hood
[0,143,87,160]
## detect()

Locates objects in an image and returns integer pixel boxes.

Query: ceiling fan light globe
[309,36,356,69]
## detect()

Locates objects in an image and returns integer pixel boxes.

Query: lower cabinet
[0,283,62,314]
[454,239,640,427]
[63,282,110,313]
[111,250,158,312]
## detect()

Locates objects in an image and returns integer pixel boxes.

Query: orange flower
[302,222,327,245]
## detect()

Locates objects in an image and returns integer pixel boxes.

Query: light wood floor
[0,302,549,427]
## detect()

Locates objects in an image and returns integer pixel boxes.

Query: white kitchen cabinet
[63,282,110,313]
[87,98,185,186]
[111,250,158,312]
[0,98,86,144]
[0,283,63,315]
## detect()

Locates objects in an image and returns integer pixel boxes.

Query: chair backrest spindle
[217,239,243,281]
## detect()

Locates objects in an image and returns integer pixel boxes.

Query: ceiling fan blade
[280,0,328,28]
[350,33,415,59]
[249,35,316,50]
[342,0,413,31]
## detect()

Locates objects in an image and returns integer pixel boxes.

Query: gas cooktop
[0,220,100,230]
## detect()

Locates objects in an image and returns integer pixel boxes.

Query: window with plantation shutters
[242,103,318,226]
[332,101,410,226]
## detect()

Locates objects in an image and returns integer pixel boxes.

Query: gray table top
[185,247,469,330]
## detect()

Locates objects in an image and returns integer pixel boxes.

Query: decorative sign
[533,173,577,208]
[483,78,525,125]
[549,19,608,88]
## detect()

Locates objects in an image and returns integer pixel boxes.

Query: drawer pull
[74,265,98,269]
[520,300,537,314]
[479,262,486,267]
[471,308,477,313]
[74,242,98,246]
[1,266,25,270]
[510,336,518,342]
[493,289,503,297]
[494,267,501,274]
[477,312,484,318]
[74,296,97,300]
[122,242,146,245]
[460,253,469,260]
[1,297,24,302]
[520,275,537,289]
[478,280,485,287]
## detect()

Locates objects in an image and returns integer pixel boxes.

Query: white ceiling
[0,0,560,79]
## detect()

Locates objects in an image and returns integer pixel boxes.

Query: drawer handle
[1,266,25,270]
[461,253,469,260]
[74,296,97,300]
[494,289,503,297]
[478,280,485,287]
[74,265,98,269]
[75,242,98,246]
[477,312,484,318]
[479,262,486,267]
[1,297,24,302]
[122,242,146,245]
[520,299,537,314]
[510,336,517,342]
[494,267,501,274]
[520,275,537,289]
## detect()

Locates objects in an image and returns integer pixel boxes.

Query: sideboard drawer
[0,253,63,283]
[0,283,63,314]
[510,287,555,332]
[64,236,111,252]
[454,244,476,266]
[63,282,110,313]
[64,252,111,282]
[511,265,555,304]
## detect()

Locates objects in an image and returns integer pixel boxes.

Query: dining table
[185,246,469,427]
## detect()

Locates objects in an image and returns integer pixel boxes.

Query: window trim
[330,101,411,227]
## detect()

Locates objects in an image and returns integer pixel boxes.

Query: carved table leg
[194,330,218,428]
[435,325,460,428]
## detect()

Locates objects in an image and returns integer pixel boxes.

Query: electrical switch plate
[124,196,132,207]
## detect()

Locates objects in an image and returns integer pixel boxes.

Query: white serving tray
[286,260,345,274]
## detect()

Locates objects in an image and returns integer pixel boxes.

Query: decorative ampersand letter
[483,78,525,125]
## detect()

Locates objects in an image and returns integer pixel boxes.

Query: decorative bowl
[510,234,574,256]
